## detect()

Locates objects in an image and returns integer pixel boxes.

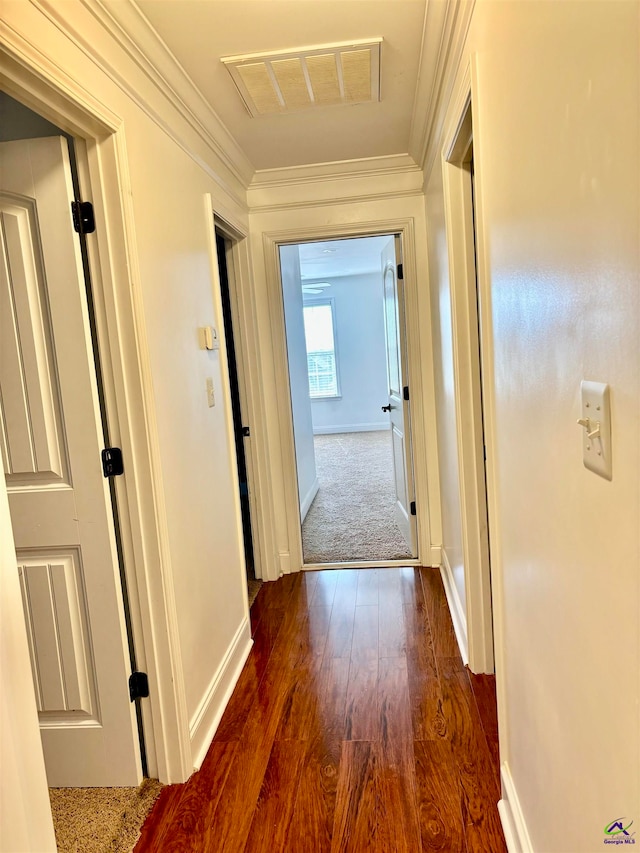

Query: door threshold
[302,558,420,571]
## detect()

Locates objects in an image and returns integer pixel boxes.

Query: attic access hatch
[221,39,382,116]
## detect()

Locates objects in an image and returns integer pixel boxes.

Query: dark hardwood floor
[135,567,506,852]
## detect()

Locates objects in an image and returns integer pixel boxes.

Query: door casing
[0,42,193,784]
[262,219,434,576]
[441,57,501,677]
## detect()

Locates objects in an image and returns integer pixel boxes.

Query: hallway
[136,568,505,851]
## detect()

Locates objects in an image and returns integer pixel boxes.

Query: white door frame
[262,218,433,574]
[441,59,498,674]
[1,41,192,783]
[212,217,271,582]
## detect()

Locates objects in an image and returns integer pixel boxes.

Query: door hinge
[101,447,124,477]
[397,262,403,280]
[410,500,417,516]
[129,671,149,702]
[71,200,95,234]
[403,385,410,401]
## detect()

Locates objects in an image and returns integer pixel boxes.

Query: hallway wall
[308,271,390,435]
[426,2,640,849]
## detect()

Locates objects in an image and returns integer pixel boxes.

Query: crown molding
[30,0,255,195]
[250,153,421,189]
[408,0,476,182]
[247,187,424,215]
[247,153,424,213]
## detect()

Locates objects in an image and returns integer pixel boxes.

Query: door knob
[381,404,392,412]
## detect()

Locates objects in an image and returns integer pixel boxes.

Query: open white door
[381,237,416,554]
[0,137,141,786]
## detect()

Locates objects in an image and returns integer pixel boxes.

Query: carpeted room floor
[301,430,413,563]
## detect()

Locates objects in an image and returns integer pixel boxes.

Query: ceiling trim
[408,0,476,179]
[250,153,421,189]
[247,186,425,215]
[38,0,255,191]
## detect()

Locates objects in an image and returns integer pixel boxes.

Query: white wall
[426,2,640,849]
[2,1,253,780]
[280,245,318,520]
[1,456,57,853]
[306,272,390,434]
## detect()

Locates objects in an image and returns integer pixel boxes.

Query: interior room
[281,235,415,564]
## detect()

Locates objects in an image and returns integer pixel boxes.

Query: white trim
[498,763,534,853]
[213,221,272,583]
[440,549,469,665]
[303,559,420,571]
[188,617,252,771]
[250,154,420,188]
[468,53,508,745]
[0,32,193,783]
[312,423,388,435]
[410,0,476,182]
[428,544,442,567]
[248,187,424,214]
[279,551,293,576]
[299,476,319,523]
[441,65,494,675]
[262,219,434,576]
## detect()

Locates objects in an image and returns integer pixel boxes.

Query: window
[303,300,339,398]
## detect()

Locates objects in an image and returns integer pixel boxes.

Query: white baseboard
[498,762,533,853]
[299,476,319,522]
[278,551,292,576]
[313,423,389,434]
[189,616,252,770]
[428,544,442,567]
[439,549,469,665]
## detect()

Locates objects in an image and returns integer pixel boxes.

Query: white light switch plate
[579,381,611,480]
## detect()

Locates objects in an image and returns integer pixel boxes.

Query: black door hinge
[242,426,251,437]
[101,447,124,477]
[71,200,95,234]
[410,501,417,516]
[129,671,149,702]
[397,262,403,280]
[403,386,410,401]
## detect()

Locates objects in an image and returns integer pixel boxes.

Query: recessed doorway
[279,234,418,566]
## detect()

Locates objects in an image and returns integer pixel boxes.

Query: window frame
[302,296,341,400]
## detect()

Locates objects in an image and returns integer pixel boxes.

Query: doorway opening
[215,228,260,605]
[279,234,418,566]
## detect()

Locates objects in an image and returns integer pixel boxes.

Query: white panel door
[381,237,416,553]
[0,137,141,786]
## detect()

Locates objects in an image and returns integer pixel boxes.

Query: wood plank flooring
[135,568,506,852]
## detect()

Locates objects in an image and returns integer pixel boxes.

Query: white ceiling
[134,0,429,172]
[297,235,392,279]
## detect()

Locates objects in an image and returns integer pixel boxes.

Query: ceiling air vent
[221,39,382,117]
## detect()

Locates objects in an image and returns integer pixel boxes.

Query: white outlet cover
[580,380,612,480]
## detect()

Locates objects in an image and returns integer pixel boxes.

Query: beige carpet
[49,778,163,853]
[302,431,413,563]
[247,577,262,607]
